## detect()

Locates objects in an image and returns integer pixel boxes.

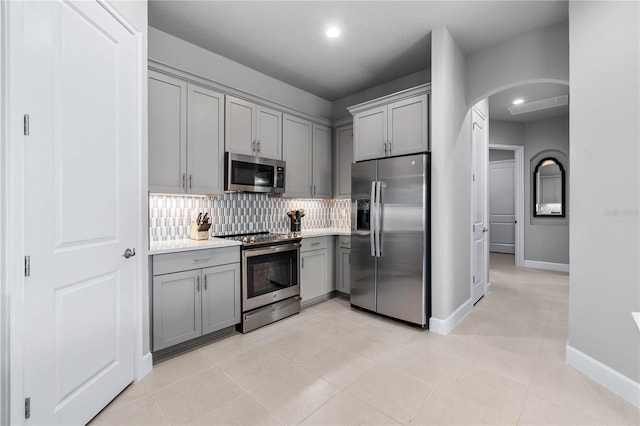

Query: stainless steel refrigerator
[351,153,430,327]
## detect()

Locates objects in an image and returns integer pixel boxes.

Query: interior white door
[22,1,137,424]
[471,110,487,304]
[489,160,516,254]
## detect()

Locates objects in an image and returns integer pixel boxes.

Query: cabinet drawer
[300,236,329,252]
[153,247,240,276]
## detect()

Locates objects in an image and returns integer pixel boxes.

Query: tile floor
[91,253,639,425]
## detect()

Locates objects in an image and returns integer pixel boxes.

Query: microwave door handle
[370,181,376,257]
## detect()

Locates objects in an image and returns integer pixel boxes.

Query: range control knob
[250,236,256,243]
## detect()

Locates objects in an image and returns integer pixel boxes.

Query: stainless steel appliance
[351,153,431,327]
[222,232,301,332]
[224,152,285,193]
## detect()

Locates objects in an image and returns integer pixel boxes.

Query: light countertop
[149,228,350,255]
[149,238,241,255]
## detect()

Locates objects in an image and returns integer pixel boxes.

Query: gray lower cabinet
[300,237,334,304]
[152,248,240,351]
[335,236,351,294]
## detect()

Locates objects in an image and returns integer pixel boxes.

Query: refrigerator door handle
[370,181,377,257]
[375,181,383,257]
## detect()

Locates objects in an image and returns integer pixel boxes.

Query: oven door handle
[243,243,301,257]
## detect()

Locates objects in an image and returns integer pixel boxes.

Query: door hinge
[472,173,475,182]
[24,256,30,277]
[25,397,30,419]
[23,114,30,136]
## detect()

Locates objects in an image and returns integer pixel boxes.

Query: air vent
[508,95,568,115]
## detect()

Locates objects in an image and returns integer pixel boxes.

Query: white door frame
[1,2,148,424]
[489,144,524,267]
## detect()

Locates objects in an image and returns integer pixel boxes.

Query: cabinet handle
[182,173,186,189]
[257,140,261,154]
[388,140,392,154]
[204,275,207,291]
[349,254,351,264]
[301,258,304,268]
[189,174,192,189]
[384,142,388,154]
[252,139,256,154]
[311,242,320,246]
[193,257,211,262]
[197,276,200,292]
[313,184,316,196]
[310,184,313,196]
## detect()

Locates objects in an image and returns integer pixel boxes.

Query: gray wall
[110,0,151,365]
[148,27,333,120]
[466,21,569,105]
[490,116,569,265]
[489,149,514,162]
[568,0,640,389]
[430,26,471,321]
[331,69,431,121]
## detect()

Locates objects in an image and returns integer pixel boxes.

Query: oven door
[242,243,300,311]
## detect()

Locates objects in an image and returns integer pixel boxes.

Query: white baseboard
[135,352,153,382]
[429,298,472,335]
[566,344,640,407]
[486,281,493,295]
[524,260,569,273]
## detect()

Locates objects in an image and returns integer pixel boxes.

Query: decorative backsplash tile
[149,193,351,242]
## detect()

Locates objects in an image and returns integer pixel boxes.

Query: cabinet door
[300,249,328,302]
[283,114,313,197]
[354,106,387,162]
[201,263,241,335]
[148,71,187,193]
[153,270,202,351]
[334,125,353,198]
[388,94,429,156]
[312,123,333,198]
[188,84,225,195]
[256,105,282,159]
[337,248,351,294]
[225,95,256,156]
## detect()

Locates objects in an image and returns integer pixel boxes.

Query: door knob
[122,248,136,259]
[482,227,488,233]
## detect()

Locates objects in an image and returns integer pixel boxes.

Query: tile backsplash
[149,193,351,242]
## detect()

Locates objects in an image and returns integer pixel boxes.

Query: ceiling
[489,83,569,123]
[148,1,568,101]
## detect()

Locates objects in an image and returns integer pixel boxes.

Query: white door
[255,105,282,159]
[23,1,137,424]
[471,110,487,304]
[225,96,256,156]
[354,106,387,161]
[387,94,429,156]
[489,160,516,254]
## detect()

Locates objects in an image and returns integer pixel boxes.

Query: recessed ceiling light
[512,98,524,105]
[326,26,341,38]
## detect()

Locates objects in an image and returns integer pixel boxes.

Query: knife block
[189,222,209,240]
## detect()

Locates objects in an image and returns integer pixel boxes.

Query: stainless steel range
[222,232,302,333]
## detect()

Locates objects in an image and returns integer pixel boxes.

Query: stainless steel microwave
[224,152,285,193]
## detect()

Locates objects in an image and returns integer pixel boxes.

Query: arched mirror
[533,157,565,217]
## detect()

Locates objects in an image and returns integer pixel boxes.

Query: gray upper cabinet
[283,114,332,198]
[334,124,353,198]
[225,95,282,159]
[148,70,224,194]
[283,114,313,197]
[148,71,187,193]
[349,84,430,162]
[312,123,333,198]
